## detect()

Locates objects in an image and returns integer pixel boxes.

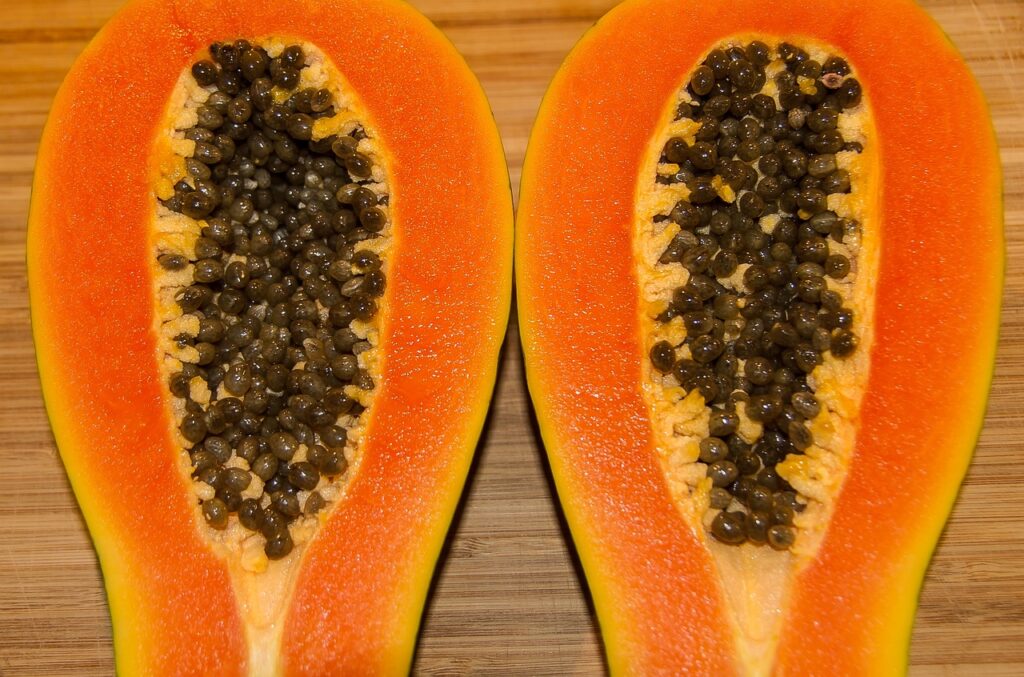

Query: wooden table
[1,0,1021,674]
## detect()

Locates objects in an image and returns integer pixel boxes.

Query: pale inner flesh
[149,38,392,674]
[634,37,878,672]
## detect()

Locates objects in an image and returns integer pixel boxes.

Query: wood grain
[0,0,1021,674]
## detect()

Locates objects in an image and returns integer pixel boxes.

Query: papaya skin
[28,0,513,673]
[516,0,1001,674]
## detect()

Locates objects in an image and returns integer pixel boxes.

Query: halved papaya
[28,0,512,673]
[517,0,1001,674]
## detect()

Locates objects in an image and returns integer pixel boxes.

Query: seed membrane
[151,38,392,576]
[635,35,879,670]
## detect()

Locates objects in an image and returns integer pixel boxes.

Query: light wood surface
[1,0,1021,674]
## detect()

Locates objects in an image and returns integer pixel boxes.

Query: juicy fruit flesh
[638,38,873,553]
[153,38,391,570]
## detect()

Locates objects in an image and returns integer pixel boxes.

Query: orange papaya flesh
[517,0,1001,674]
[28,0,513,674]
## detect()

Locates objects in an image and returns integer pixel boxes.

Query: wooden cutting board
[1,0,1021,674]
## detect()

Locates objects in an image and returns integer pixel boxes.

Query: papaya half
[28,0,512,673]
[517,0,1001,674]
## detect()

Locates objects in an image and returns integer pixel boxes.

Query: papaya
[517,0,1001,674]
[28,0,512,673]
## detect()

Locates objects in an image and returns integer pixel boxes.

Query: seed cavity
[638,40,876,554]
[153,38,390,568]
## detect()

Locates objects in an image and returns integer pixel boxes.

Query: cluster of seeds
[649,41,863,549]
[160,41,387,560]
